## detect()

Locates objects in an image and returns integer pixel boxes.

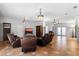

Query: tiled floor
[0,36,79,56]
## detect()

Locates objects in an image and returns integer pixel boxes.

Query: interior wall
[0,17,75,38]
[0,17,43,37]
[45,22,75,37]
[24,21,43,36]
[76,19,79,42]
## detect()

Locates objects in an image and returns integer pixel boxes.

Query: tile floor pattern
[0,36,79,56]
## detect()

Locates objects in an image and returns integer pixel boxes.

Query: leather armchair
[37,34,52,46]
[21,34,37,52]
[7,34,21,48]
[49,31,54,39]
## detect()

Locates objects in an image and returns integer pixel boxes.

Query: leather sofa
[49,31,54,39]
[7,34,21,48]
[21,34,37,53]
[37,33,52,46]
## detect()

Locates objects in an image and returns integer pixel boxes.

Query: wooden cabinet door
[3,23,11,41]
[36,26,43,37]
[3,28,11,41]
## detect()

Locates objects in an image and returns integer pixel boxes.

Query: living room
[0,3,79,56]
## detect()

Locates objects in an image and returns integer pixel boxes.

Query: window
[57,27,61,35]
[57,27,66,36]
[62,27,66,35]
[57,27,67,48]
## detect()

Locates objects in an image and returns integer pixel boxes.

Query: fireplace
[25,28,33,34]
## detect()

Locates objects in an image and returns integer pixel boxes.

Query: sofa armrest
[12,39,21,48]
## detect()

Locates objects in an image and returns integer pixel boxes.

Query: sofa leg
[22,48,29,53]
[22,48,26,52]
[22,47,36,53]
[32,47,36,51]
[13,44,21,48]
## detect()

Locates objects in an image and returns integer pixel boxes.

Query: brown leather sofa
[21,34,37,53]
[7,34,21,48]
[49,31,54,39]
[37,33,52,46]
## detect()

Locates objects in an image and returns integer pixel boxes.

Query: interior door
[36,26,43,37]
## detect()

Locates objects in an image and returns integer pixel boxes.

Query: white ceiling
[0,3,79,21]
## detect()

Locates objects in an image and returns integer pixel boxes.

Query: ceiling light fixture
[37,8,44,19]
[53,18,57,25]
[53,16,60,25]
